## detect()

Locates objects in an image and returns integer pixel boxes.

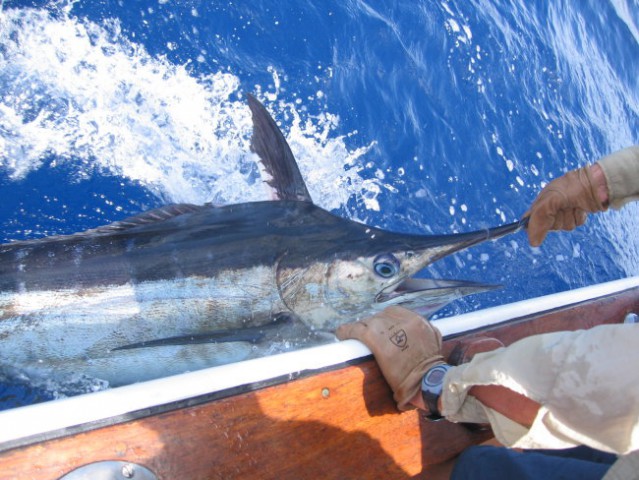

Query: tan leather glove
[525,166,607,247]
[336,306,444,410]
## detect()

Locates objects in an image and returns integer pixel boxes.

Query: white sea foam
[0,6,377,210]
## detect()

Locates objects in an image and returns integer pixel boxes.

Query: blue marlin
[0,95,523,385]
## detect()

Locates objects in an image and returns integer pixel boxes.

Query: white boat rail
[1,276,638,447]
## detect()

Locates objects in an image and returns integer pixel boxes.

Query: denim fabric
[451,445,617,480]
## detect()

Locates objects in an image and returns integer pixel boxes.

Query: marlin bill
[0,95,524,386]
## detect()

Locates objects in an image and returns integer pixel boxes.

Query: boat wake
[0,4,377,210]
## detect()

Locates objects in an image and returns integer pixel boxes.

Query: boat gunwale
[1,276,638,451]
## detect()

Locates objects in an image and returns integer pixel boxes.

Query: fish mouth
[377,278,500,302]
[376,277,501,316]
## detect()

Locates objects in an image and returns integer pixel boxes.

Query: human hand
[336,306,444,410]
[525,165,608,247]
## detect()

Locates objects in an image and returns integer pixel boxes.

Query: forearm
[466,385,540,428]
[436,324,639,454]
[409,378,540,429]
[596,145,639,208]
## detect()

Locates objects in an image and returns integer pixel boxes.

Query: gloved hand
[336,306,444,410]
[525,166,607,247]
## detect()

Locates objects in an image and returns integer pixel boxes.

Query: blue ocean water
[0,0,637,409]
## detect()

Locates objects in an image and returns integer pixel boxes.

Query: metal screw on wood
[321,388,330,398]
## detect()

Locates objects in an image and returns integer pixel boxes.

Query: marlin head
[245,93,525,330]
[273,203,525,330]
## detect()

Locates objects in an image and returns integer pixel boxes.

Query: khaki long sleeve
[597,145,639,209]
[440,323,639,455]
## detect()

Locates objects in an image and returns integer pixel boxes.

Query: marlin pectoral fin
[112,329,265,351]
[247,93,313,203]
[112,314,295,351]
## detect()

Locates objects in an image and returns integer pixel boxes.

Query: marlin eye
[373,254,400,278]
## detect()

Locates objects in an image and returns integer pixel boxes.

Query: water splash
[0,5,376,209]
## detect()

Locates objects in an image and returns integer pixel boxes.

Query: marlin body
[0,95,523,386]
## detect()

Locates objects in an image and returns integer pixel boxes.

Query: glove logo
[389,329,408,350]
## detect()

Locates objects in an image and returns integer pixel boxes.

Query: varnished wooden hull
[1,277,638,479]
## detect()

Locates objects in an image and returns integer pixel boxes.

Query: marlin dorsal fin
[84,204,204,235]
[4,204,204,247]
[247,94,313,203]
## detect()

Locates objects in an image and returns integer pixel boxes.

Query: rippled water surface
[0,0,637,408]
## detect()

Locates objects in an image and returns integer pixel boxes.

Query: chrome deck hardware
[59,461,157,480]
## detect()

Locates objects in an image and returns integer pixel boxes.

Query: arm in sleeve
[440,323,639,454]
[597,145,639,209]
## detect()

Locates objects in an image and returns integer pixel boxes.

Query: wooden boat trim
[0,276,638,451]
[0,277,638,479]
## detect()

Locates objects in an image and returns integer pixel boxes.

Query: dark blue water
[0,0,637,409]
